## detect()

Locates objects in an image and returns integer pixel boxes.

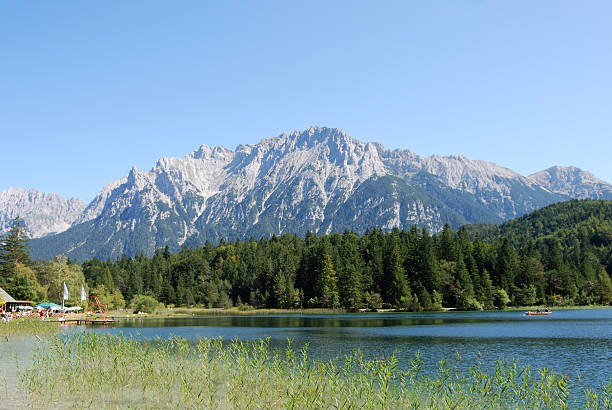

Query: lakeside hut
[0,286,33,312]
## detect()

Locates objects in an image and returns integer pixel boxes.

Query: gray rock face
[24,126,612,261]
[0,187,85,238]
[528,166,612,199]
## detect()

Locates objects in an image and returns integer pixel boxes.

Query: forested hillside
[491,199,611,244]
[3,201,612,311]
[77,200,612,311]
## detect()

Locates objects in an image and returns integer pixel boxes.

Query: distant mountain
[0,188,85,238]
[23,126,612,261]
[529,166,612,199]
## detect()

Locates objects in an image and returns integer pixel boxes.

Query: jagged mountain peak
[530,165,609,185]
[529,166,612,199]
[276,126,354,150]
[189,144,234,161]
[25,126,612,261]
[0,187,85,238]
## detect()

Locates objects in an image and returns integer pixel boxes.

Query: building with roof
[0,287,32,311]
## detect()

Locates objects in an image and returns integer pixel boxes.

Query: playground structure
[86,295,108,317]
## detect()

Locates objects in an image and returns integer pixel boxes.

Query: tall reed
[0,318,60,338]
[20,333,612,409]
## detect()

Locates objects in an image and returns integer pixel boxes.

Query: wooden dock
[51,318,120,325]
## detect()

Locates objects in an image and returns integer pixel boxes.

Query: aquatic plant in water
[19,333,612,409]
[0,318,60,338]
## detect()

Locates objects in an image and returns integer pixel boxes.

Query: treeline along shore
[2,200,611,312]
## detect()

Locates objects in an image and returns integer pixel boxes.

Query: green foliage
[0,318,60,337]
[23,199,610,312]
[129,294,161,313]
[0,217,31,288]
[39,256,87,305]
[5,263,46,301]
[597,268,612,303]
[90,284,126,309]
[493,289,511,309]
[458,294,483,311]
[364,292,383,311]
[431,290,443,311]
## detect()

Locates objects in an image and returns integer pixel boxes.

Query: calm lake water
[90,309,612,389]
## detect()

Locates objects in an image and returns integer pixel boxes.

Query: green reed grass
[20,333,612,409]
[0,318,60,338]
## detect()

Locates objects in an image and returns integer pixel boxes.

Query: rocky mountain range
[3,126,610,261]
[0,187,85,238]
[528,166,612,199]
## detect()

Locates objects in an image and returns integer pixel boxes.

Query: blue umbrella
[35,302,64,309]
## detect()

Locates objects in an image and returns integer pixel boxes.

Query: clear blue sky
[2,1,611,202]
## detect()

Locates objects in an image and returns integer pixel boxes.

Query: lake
[90,309,612,389]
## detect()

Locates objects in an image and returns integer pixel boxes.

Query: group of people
[1,306,69,322]
[0,307,28,321]
[39,308,56,320]
[1,307,35,321]
[1,308,13,322]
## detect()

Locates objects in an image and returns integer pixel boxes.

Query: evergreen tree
[383,239,409,308]
[317,252,339,308]
[494,238,520,290]
[456,256,474,297]
[52,201,612,311]
[597,268,612,304]
[437,223,455,261]
[0,217,31,284]
[337,231,363,311]
[419,228,440,294]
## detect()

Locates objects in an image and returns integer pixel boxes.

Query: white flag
[81,284,87,302]
[63,282,69,301]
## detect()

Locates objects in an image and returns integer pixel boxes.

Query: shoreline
[96,304,612,319]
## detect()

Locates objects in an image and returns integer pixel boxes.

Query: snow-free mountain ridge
[528,166,612,199]
[0,188,85,238]
[7,126,610,261]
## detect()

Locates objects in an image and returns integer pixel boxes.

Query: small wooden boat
[525,309,552,316]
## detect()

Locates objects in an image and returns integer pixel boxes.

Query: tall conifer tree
[0,217,31,285]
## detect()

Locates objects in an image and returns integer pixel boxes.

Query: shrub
[129,294,161,313]
[493,288,511,309]
[459,295,483,311]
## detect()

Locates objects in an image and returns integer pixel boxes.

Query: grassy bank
[171,307,346,316]
[20,333,612,409]
[104,307,347,318]
[106,304,612,319]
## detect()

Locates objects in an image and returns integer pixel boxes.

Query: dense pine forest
[2,200,612,311]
